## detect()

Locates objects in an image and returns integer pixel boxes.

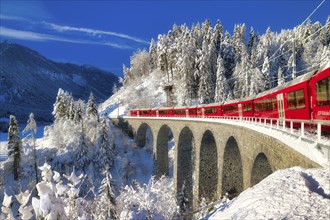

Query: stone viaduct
[113,117,320,209]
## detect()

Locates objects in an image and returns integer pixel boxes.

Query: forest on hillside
[121,17,330,107]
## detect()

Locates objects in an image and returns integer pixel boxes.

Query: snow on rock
[205,166,330,219]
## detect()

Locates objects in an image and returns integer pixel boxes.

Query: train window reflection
[316,76,330,106]
[287,89,306,110]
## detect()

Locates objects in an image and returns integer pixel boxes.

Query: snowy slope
[204,166,330,219]
[99,69,167,116]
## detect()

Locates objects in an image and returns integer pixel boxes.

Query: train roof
[254,69,317,99]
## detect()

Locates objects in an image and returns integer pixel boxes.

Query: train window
[243,103,252,112]
[174,109,185,114]
[223,105,238,113]
[159,110,168,114]
[189,109,197,114]
[316,76,330,106]
[255,97,277,112]
[142,110,149,115]
[287,89,306,110]
[205,108,216,114]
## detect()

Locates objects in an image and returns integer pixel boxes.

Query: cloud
[0,26,132,49]
[0,14,149,45]
[45,22,150,44]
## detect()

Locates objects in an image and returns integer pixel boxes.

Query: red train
[129,67,330,129]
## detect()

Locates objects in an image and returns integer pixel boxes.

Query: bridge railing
[202,116,330,143]
[124,115,330,144]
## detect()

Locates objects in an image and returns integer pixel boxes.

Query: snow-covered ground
[204,166,330,219]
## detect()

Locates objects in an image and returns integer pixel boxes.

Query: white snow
[204,166,330,219]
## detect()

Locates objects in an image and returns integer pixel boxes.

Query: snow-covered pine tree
[75,122,90,170]
[213,19,224,53]
[220,31,236,87]
[112,83,118,95]
[157,34,170,81]
[86,92,98,121]
[321,16,330,47]
[94,118,115,170]
[68,96,75,121]
[74,99,85,123]
[176,31,196,105]
[232,23,246,64]
[53,88,69,122]
[198,39,213,104]
[262,55,271,89]
[214,56,231,103]
[122,64,131,87]
[23,112,38,183]
[95,168,117,219]
[149,38,158,70]
[233,44,251,98]
[7,115,22,180]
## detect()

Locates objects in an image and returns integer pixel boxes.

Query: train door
[277,93,285,120]
[238,104,243,119]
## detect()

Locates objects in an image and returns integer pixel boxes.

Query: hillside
[0,42,118,122]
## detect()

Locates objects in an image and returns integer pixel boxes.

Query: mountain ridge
[0,41,118,122]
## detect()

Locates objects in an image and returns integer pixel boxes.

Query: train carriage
[158,107,174,117]
[173,107,188,117]
[187,106,198,117]
[139,109,152,117]
[201,104,222,118]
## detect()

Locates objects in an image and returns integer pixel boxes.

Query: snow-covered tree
[75,122,90,170]
[94,118,115,170]
[94,168,117,219]
[215,56,231,102]
[321,16,330,46]
[74,99,85,123]
[1,192,15,219]
[198,39,213,104]
[117,176,178,219]
[7,115,22,180]
[32,163,88,219]
[220,31,236,84]
[68,95,75,121]
[262,55,271,89]
[86,92,98,121]
[112,83,118,95]
[23,112,38,183]
[176,32,196,105]
[53,88,69,121]
[233,44,251,98]
[213,19,223,53]
[16,190,33,220]
[149,38,158,70]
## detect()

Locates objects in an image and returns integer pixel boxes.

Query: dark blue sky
[1,0,329,77]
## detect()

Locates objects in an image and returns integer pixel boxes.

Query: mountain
[0,42,118,122]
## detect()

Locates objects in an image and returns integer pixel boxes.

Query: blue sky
[1,0,329,77]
